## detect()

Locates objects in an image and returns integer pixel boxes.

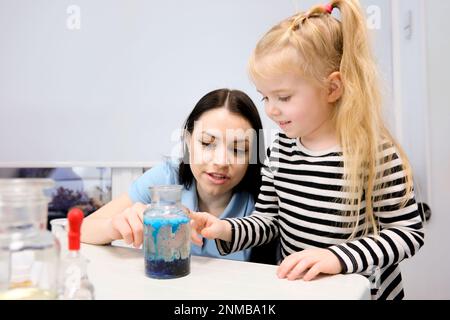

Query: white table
[81,244,371,300]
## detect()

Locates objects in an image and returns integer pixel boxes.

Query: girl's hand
[277,248,342,281]
[188,211,232,246]
[108,202,148,248]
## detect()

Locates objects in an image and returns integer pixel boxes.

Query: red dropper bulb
[68,207,84,251]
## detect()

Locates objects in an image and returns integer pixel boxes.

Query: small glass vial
[143,185,191,279]
[0,179,59,300]
[59,208,95,300]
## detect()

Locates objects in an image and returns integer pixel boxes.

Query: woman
[81,88,277,264]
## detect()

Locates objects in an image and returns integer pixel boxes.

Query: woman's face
[187,108,254,198]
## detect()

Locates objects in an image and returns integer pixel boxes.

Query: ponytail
[249,0,414,239]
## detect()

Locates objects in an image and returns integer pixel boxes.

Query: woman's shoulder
[128,158,181,203]
[224,190,255,218]
[142,158,181,185]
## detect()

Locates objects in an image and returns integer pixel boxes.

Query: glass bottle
[143,185,191,279]
[0,179,59,300]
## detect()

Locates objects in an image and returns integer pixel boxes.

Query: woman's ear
[184,131,192,153]
[182,131,192,163]
[327,72,343,103]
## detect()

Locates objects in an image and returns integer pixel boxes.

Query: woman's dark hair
[178,89,264,201]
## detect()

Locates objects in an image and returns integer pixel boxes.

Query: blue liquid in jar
[144,212,190,279]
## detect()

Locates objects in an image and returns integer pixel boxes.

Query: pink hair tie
[324,3,334,14]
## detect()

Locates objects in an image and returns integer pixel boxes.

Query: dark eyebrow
[233,140,249,150]
[233,138,249,144]
[201,132,215,138]
[201,132,250,145]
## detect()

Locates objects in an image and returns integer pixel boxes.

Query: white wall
[0,0,393,168]
[1,0,447,298]
[1,0,292,167]
[399,0,450,299]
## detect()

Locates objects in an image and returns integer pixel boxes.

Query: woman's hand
[188,211,232,246]
[108,202,148,248]
[277,248,343,281]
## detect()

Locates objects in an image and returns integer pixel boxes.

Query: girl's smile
[278,121,292,130]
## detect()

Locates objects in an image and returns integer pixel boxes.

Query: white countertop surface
[81,243,371,300]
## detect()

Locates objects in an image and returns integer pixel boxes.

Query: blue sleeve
[128,161,179,204]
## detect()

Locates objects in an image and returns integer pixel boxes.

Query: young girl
[189,0,424,300]
[81,89,277,264]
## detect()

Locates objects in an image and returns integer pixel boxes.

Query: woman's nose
[212,146,229,166]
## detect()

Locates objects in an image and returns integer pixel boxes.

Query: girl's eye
[279,96,291,102]
[261,96,268,102]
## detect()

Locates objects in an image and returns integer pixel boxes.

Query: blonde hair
[249,0,414,239]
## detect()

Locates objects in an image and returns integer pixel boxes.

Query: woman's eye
[232,148,248,157]
[278,96,291,102]
[200,141,214,148]
[261,96,268,102]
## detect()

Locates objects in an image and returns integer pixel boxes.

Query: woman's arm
[80,162,176,246]
[80,193,133,245]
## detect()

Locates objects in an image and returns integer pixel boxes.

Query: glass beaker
[50,218,68,258]
[0,179,59,300]
[143,185,190,279]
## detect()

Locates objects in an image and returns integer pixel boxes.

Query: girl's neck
[300,118,339,151]
[196,186,232,218]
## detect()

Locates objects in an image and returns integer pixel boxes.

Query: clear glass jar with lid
[0,178,59,299]
[143,185,191,279]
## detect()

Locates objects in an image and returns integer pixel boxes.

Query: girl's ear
[327,72,344,103]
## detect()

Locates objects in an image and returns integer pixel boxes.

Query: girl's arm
[190,211,232,245]
[328,149,425,276]
[215,148,280,255]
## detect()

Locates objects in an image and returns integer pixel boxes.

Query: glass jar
[0,179,59,299]
[143,185,190,279]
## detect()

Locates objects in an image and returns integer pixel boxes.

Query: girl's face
[255,73,334,141]
[187,108,254,198]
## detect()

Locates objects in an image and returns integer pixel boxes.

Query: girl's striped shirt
[216,133,424,300]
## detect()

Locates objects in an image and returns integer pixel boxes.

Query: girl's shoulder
[269,132,342,158]
[272,132,295,146]
[378,139,402,163]
[266,132,296,155]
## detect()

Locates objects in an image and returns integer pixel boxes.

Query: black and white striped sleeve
[216,148,280,255]
[328,149,425,274]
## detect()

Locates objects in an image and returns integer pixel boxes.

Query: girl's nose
[266,102,281,117]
